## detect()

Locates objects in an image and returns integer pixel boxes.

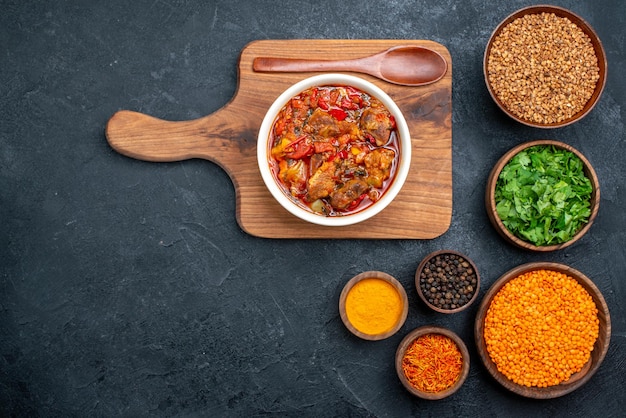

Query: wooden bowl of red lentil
[415,250,480,313]
[484,5,607,128]
[395,326,470,400]
[474,262,611,399]
[485,140,600,252]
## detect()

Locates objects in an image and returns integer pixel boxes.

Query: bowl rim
[338,270,409,341]
[474,261,611,399]
[485,139,600,251]
[257,73,412,226]
[414,250,481,313]
[395,325,470,400]
[483,4,608,128]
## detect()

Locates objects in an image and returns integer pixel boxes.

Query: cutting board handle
[105,108,254,166]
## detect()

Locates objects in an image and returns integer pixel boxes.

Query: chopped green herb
[494,145,593,246]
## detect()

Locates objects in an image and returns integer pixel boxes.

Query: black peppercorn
[417,252,478,311]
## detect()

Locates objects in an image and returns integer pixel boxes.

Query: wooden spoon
[252,46,447,87]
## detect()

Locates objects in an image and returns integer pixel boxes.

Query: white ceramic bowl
[257,74,411,226]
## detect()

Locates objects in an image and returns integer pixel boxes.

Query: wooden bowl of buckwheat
[484,5,607,128]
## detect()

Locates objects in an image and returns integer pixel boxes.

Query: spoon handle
[253,56,372,74]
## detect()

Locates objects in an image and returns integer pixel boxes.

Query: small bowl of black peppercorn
[415,250,480,314]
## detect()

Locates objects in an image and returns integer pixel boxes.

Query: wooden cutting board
[105,39,452,239]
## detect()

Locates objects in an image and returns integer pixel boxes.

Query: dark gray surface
[2,0,624,416]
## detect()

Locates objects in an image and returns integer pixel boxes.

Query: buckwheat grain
[487,12,600,125]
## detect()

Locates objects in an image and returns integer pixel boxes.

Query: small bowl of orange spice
[395,326,470,400]
[339,271,408,341]
[475,262,611,398]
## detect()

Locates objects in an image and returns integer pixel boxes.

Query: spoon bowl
[253,45,448,87]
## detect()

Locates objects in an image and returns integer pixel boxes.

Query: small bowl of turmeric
[475,262,611,398]
[395,326,470,400]
[339,271,408,341]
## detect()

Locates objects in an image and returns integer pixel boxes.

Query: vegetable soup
[268,85,401,216]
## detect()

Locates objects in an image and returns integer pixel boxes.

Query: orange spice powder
[345,278,403,335]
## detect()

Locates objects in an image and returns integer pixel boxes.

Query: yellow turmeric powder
[484,269,599,388]
[345,278,403,335]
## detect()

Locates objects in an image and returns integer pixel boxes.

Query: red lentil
[484,269,599,387]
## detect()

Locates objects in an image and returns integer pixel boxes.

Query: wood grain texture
[106,39,452,239]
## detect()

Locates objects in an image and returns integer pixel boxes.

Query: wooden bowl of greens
[485,140,599,251]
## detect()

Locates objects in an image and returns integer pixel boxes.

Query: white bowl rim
[257,74,412,227]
